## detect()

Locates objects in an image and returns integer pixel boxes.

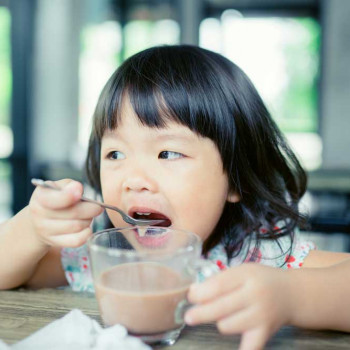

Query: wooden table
[0,288,350,349]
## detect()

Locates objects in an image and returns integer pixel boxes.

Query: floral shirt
[61,229,315,292]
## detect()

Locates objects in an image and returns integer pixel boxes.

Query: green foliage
[0,7,11,126]
[0,160,10,181]
[124,20,154,58]
[275,18,320,133]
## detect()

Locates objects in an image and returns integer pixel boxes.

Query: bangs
[93,46,236,154]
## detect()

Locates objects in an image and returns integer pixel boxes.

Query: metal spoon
[31,178,164,226]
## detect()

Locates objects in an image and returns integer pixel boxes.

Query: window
[200,11,321,170]
[78,4,179,151]
[0,6,12,220]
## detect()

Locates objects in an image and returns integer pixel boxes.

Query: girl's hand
[28,179,104,248]
[185,263,294,350]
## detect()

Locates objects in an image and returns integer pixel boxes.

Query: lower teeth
[137,228,147,237]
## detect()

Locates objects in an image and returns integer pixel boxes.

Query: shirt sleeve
[240,228,316,269]
[279,231,317,269]
[209,226,316,269]
[61,244,95,292]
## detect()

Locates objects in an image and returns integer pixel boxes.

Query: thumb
[239,327,270,350]
[32,179,84,210]
[62,180,84,200]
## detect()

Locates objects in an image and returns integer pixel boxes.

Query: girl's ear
[227,190,240,203]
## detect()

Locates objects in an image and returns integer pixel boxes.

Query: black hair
[86,45,307,261]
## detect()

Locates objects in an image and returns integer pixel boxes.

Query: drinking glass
[88,226,217,346]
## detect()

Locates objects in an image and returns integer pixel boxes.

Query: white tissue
[0,309,151,350]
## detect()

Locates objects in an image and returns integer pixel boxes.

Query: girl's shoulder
[207,226,316,270]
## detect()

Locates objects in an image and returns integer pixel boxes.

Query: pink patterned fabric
[61,228,315,292]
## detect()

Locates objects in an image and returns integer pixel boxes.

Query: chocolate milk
[95,262,191,334]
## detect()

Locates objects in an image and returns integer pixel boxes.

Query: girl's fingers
[239,327,271,350]
[188,267,244,303]
[216,306,259,335]
[48,227,93,248]
[32,180,83,210]
[37,201,104,220]
[35,218,92,236]
[185,288,247,325]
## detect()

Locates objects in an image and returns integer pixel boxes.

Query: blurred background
[1,0,350,250]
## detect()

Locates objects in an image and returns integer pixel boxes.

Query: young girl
[1,45,350,349]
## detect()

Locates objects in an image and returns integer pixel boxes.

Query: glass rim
[87,226,202,258]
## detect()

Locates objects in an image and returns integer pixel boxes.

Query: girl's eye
[158,151,184,160]
[107,151,125,160]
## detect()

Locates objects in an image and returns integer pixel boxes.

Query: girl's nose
[122,168,158,193]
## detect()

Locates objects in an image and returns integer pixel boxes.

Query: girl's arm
[302,249,350,267]
[0,180,103,290]
[289,257,350,332]
[0,207,51,289]
[24,246,68,289]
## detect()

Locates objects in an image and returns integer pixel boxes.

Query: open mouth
[129,208,172,247]
[132,211,172,227]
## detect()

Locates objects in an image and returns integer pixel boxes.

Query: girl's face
[100,98,239,242]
